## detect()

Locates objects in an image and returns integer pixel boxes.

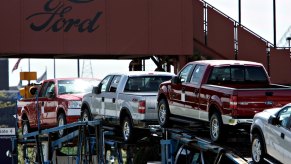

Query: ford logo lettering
[265,101,273,105]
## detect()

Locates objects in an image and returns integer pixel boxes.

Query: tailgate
[120,92,158,120]
[235,89,291,117]
[144,95,159,119]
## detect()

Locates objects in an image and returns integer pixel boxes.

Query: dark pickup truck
[157,60,291,142]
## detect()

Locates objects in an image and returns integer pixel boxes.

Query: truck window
[277,106,291,128]
[231,68,245,82]
[124,76,172,92]
[58,79,99,94]
[99,76,112,92]
[39,82,49,97]
[245,66,268,82]
[109,75,121,92]
[179,64,194,83]
[208,67,230,84]
[44,82,55,98]
[207,66,268,84]
[190,65,206,85]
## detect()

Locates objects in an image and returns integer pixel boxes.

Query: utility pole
[273,0,277,47]
[77,59,80,78]
[238,0,241,24]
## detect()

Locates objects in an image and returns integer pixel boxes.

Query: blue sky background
[9,0,291,86]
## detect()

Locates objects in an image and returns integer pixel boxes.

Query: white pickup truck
[81,71,174,142]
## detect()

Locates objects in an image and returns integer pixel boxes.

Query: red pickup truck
[17,78,99,137]
[157,60,291,142]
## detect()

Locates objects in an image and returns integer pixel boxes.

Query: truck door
[185,65,206,119]
[266,106,291,162]
[105,75,121,117]
[32,81,51,127]
[169,64,194,116]
[95,75,113,116]
[25,99,38,128]
[42,81,57,126]
[283,116,291,163]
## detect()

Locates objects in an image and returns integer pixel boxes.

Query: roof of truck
[44,77,100,82]
[107,71,175,77]
[192,60,263,66]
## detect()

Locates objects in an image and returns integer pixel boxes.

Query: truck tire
[81,108,91,121]
[251,133,266,164]
[57,113,67,138]
[209,112,224,142]
[158,99,172,128]
[122,116,134,143]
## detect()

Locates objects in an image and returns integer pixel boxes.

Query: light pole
[238,0,241,24]
[273,0,277,48]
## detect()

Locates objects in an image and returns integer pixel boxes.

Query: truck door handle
[102,97,104,102]
[112,98,115,103]
[281,133,285,139]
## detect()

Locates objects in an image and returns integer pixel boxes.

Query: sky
[9,58,157,86]
[8,0,291,86]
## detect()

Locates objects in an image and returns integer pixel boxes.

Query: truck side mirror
[48,91,55,98]
[268,115,279,125]
[92,86,100,94]
[29,87,38,96]
[171,76,181,84]
[109,86,117,92]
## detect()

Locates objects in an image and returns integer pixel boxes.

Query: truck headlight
[68,101,81,109]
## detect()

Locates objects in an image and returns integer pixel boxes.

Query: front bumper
[222,115,253,126]
[66,108,81,123]
[67,108,81,116]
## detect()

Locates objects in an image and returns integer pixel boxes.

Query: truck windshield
[58,79,99,95]
[207,66,268,84]
[124,76,172,92]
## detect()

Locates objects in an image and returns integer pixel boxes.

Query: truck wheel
[158,99,172,128]
[122,116,134,143]
[22,119,30,136]
[81,108,91,121]
[209,112,224,142]
[57,113,67,138]
[251,133,266,164]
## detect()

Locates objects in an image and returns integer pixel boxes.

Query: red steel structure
[0,0,192,57]
[0,0,290,84]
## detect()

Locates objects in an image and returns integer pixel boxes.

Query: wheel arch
[20,106,30,120]
[80,102,93,120]
[251,125,267,153]
[21,112,29,120]
[119,107,132,125]
[81,101,90,113]
[57,107,66,122]
[20,109,29,126]
[81,102,92,116]
[157,93,167,103]
[208,103,222,121]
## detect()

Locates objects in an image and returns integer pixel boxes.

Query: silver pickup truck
[81,71,174,142]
